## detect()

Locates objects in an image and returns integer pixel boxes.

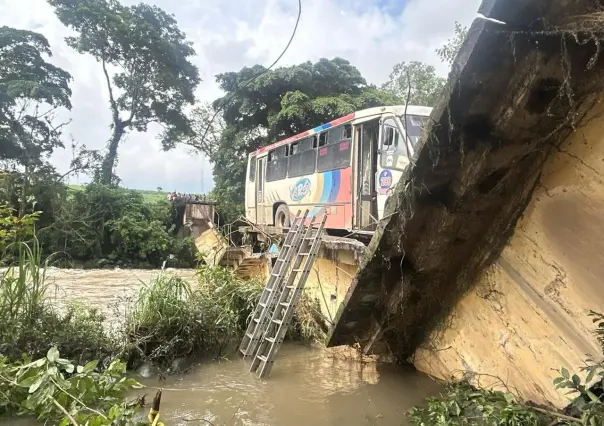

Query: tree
[49,0,201,185]
[190,57,397,221]
[382,21,469,107]
[0,26,72,168]
[381,61,445,107]
[436,22,469,66]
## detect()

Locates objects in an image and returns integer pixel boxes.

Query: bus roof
[251,104,432,156]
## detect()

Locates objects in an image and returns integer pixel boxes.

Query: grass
[0,237,114,363]
[123,264,327,369]
[67,184,168,203]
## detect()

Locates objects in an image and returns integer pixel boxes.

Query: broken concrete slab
[327,0,604,359]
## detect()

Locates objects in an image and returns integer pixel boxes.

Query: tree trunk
[100,122,125,185]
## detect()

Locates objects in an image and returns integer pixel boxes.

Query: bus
[244,105,432,234]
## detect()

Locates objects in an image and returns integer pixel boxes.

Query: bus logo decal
[378,169,393,190]
[290,178,311,201]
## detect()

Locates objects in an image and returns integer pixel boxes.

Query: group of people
[167,192,209,202]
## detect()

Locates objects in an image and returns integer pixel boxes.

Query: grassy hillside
[68,184,168,203]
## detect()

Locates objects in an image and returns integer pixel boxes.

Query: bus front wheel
[274,204,291,229]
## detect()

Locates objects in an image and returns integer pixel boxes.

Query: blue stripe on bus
[313,122,332,132]
[328,170,340,202]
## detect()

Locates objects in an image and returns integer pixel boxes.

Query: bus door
[255,157,266,224]
[376,115,409,220]
[356,120,379,231]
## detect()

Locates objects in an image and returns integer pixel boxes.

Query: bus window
[405,114,431,147]
[327,125,348,145]
[317,138,351,172]
[248,156,256,182]
[267,146,288,182]
[344,124,352,139]
[288,142,316,178]
[268,145,287,161]
[380,118,408,170]
[290,142,299,156]
[318,132,327,147]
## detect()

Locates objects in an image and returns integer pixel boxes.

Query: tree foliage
[39,184,190,267]
[382,21,469,107]
[192,57,397,221]
[49,0,201,184]
[0,26,72,169]
[381,61,446,107]
[437,22,469,66]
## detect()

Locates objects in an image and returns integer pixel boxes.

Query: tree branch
[101,54,120,125]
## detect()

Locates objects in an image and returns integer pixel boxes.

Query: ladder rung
[253,317,259,323]
[246,332,253,338]
[292,269,303,273]
[260,303,266,307]
[265,336,276,343]
[286,285,296,289]
[272,319,282,325]
[280,302,290,308]
[299,252,311,256]
[257,355,268,363]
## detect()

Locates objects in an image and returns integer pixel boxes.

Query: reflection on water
[1,268,440,425]
[139,344,440,426]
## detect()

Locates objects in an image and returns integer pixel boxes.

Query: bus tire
[274,204,291,229]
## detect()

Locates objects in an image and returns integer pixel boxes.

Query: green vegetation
[0,202,323,423]
[0,208,114,363]
[408,314,604,425]
[0,348,144,425]
[124,264,325,368]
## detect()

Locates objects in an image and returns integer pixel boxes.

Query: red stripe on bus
[252,112,355,156]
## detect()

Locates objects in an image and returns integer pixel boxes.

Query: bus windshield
[402,114,431,147]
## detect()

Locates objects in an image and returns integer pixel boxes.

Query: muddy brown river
[7,268,441,426]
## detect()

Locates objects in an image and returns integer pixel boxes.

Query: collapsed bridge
[326,0,604,406]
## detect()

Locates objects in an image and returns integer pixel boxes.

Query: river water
[8,268,441,426]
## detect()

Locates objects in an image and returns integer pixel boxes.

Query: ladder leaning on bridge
[238,209,327,378]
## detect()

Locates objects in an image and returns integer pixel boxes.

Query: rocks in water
[136,362,156,379]
[97,258,110,267]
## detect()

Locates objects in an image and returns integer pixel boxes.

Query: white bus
[244,105,432,233]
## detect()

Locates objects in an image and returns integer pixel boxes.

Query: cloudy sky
[0,0,482,193]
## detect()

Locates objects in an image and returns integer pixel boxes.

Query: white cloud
[0,0,481,193]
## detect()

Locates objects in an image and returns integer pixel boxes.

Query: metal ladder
[249,213,327,378]
[239,210,308,358]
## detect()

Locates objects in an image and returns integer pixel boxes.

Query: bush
[124,267,262,368]
[0,347,144,425]
[0,236,114,363]
[124,265,327,369]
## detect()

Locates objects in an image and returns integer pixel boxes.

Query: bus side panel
[287,167,352,230]
[324,166,353,229]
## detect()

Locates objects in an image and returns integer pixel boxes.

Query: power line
[198,0,302,175]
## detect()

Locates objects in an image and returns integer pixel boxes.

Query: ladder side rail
[248,217,317,370]
[257,215,327,377]
[242,210,308,357]
[239,210,305,356]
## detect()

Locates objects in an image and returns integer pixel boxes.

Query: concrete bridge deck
[326,0,604,375]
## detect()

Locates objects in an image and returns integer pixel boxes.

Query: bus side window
[327,126,343,145]
[249,156,256,182]
[382,126,396,149]
[344,124,352,139]
[318,132,327,147]
[287,137,316,178]
[326,124,351,145]
[290,142,299,156]
[266,146,288,181]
